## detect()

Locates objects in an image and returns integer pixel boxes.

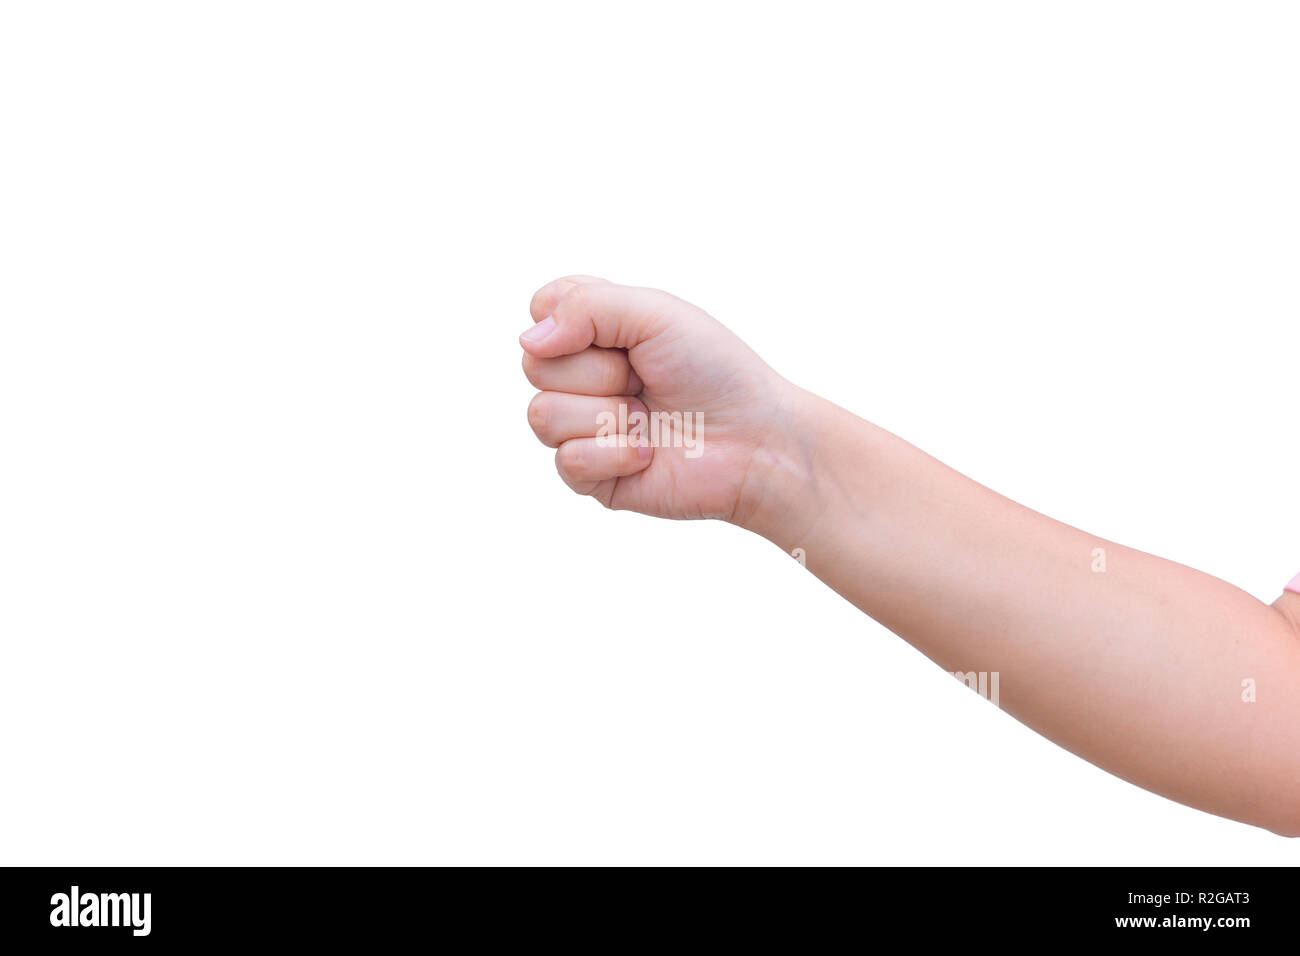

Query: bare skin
[521,275,1300,836]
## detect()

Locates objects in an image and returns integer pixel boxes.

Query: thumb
[519,280,676,359]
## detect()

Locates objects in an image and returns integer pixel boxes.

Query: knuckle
[529,278,562,320]
[526,392,551,440]
[569,444,591,475]
[560,280,591,313]
[554,443,580,479]
[640,286,689,327]
[528,290,546,319]
[520,351,543,386]
[639,285,672,310]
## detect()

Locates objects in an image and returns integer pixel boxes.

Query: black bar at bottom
[0,866,1290,946]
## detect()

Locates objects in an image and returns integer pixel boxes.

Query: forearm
[740,385,1300,834]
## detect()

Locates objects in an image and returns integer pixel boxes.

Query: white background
[2,1,1297,865]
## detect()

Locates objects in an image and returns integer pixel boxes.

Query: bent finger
[555,436,652,484]
[521,346,643,396]
[528,393,648,448]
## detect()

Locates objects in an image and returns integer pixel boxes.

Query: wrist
[730,383,839,551]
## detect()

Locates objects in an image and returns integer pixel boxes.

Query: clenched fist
[520,276,794,524]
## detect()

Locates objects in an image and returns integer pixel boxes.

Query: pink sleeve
[1287,572,1300,595]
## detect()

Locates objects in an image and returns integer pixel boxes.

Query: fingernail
[520,316,556,344]
[637,441,652,461]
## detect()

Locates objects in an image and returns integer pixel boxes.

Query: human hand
[521,276,796,524]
